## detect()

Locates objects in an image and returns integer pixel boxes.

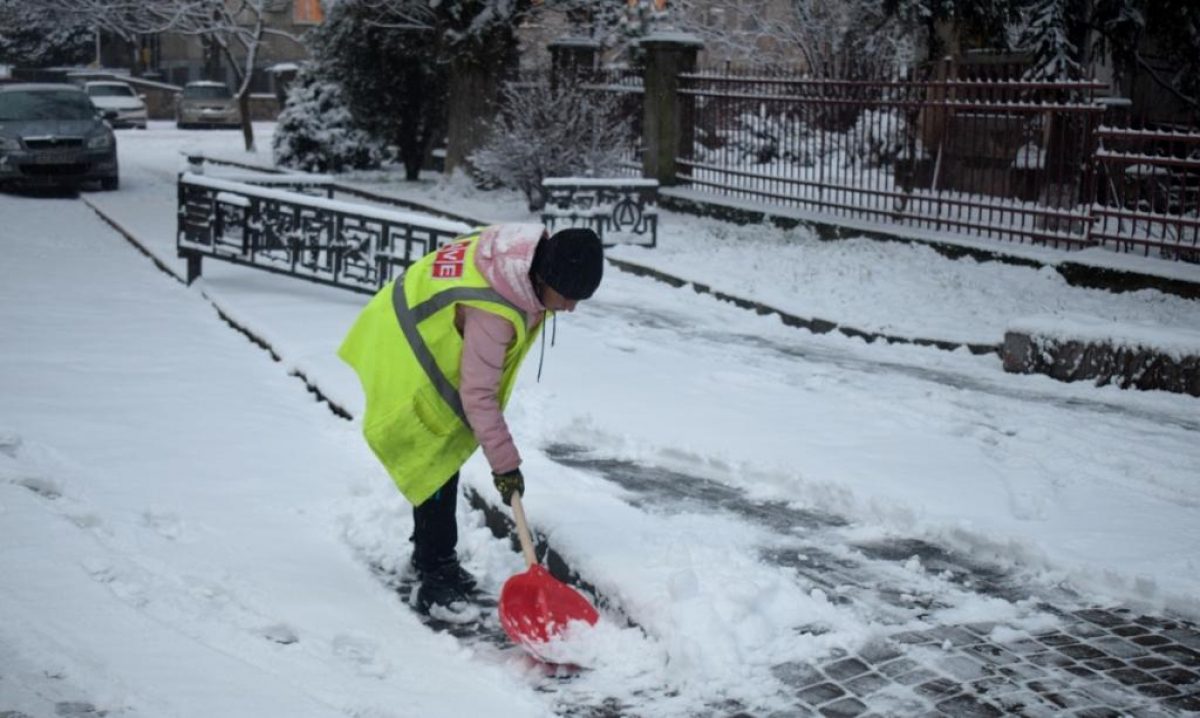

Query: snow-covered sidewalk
[0,192,550,717]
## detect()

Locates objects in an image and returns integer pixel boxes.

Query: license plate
[31,150,81,164]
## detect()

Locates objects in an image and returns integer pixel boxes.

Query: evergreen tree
[882,0,1018,62]
[366,0,538,174]
[0,0,93,68]
[272,65,386,173]
[1019,0,1084,80]
[311,1,446,180]
[1091,0,1200,113]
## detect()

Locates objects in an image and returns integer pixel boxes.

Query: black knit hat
[531,227,604,300]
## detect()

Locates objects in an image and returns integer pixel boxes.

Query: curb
[605,257,1001,356]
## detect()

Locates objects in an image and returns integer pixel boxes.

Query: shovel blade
[499,564,598,649]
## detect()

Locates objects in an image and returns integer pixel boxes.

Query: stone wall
[1002,331,1200,396]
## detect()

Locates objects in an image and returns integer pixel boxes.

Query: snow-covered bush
[470,80,634,211]
[846,109,913,168]
[272,67,386,174]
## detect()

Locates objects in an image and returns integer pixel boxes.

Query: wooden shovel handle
[509,492,538,568]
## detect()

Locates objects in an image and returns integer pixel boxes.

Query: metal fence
[177,172,471,293]
[581,67,645,176]
[1090,126,1200,261]
[676,67,1109,250]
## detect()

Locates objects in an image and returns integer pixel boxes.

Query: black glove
[493,468,524,506]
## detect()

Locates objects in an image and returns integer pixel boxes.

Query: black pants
[410,472,459,572]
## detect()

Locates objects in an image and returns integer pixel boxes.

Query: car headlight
[87,132,114,150]
[0,136,20,151]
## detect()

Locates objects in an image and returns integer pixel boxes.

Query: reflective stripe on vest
[391,274,522,429]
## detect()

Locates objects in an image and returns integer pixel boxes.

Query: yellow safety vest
[337,232,540,506]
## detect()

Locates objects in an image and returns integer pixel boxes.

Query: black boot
[411,555,477,594]
[414,558,480,622]
[410,474,478,621]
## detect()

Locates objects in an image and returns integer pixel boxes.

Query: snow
[1009,313,1200,360]
[543,177,660,188]
[639,31,705,46]
[2,121,1199,716]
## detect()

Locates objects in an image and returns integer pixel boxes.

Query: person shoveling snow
[339,223,604,625]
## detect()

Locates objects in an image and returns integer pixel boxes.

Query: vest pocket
[413,383,458,436]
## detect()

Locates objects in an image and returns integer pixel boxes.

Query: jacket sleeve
[459,305,521,474]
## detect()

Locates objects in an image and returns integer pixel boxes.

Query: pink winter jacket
[456,224,548,475]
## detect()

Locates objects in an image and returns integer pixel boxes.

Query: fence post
[640,33,702,186]
[548,36,600,92]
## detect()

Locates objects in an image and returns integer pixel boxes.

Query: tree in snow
[1088,0,1200,115]
[762,0,917,76]
[535,0,663,66]
[469,79,634,211]
[43,0,309,152]
[0,0,94,68]
[271,64,386,174]
[880,0,1018,65]
[310,0,446,181]
[1015,0,1091,80]
[362,0,539,175]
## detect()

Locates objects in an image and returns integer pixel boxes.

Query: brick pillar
[640,34,702,186]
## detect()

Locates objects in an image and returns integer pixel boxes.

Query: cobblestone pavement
[545,445,1200,717]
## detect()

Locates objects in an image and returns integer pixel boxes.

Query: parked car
[176,81,240,129]
[84,80,148,129]
[0,83,119,191]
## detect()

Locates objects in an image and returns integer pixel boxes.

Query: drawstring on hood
[534,312,558,383]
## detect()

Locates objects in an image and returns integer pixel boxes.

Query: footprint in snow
[141,510,184,541]
[13,476,63,500]
[261,623,300,645]
[54,701,105,716]
[0,431,21,458]
[332,633,390,678]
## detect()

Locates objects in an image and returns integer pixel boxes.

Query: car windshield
[0,90,96,121]
[88,84,135,98]
[183,85,231,100]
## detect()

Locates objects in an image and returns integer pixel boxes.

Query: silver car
[176,81,240,129]
[85,80,148,129]
[0,83,119,191]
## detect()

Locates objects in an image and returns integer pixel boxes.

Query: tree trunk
[442,55,505,176]
[238,91,255,152]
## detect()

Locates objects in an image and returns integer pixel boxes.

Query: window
[293,0,323,25]
[87,84,135,98]
[0,90,96,121]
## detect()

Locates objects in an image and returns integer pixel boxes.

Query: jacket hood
[473,224,547,317]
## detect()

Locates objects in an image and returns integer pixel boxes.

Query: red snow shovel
[498,493,598,655]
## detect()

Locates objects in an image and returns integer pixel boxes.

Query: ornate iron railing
[177,173,473,294]
[541,177,659,248]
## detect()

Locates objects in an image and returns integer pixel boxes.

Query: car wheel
[100,176,119,191]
